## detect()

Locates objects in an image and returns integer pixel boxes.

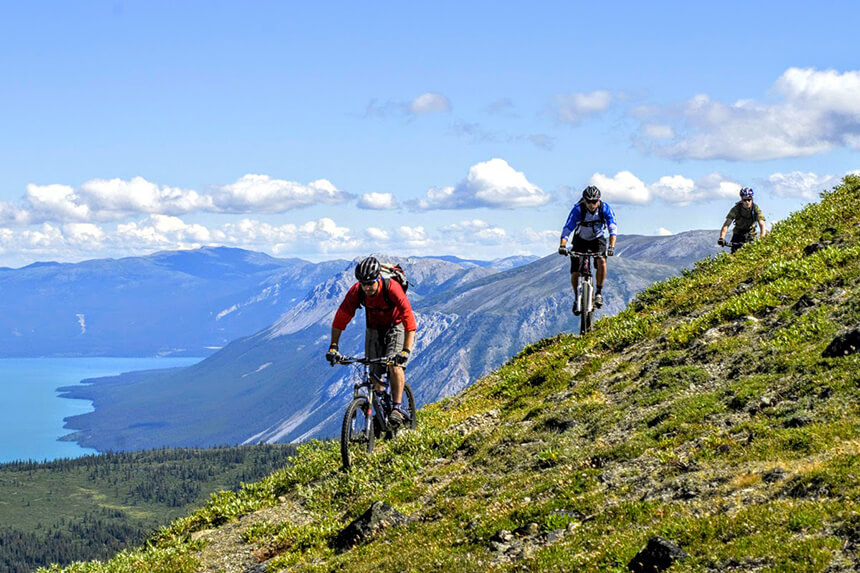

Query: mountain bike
[567,249,606,335]
[335,355,417,470]
[720,239,748,254]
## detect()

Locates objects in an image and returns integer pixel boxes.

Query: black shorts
[569,235,607,273]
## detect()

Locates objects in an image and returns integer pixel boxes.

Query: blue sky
[1,1,858,267]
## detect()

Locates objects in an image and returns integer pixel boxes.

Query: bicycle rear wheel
[341,397,374,469]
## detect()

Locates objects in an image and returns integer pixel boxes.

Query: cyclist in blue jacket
[558,185,617,314]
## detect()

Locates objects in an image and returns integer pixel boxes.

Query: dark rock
[542,416,577,433]
[822,325,860,357]
[333,501,410,552]
[784,414,813,428]
[673,486,699,500]
[647,412,670,428]
[628,536,689,572]
[514,522,540,536]
[762,467,788,483]
[735,281,754,294]
[244,563,269,573]
[803,242,826,256]
[792,293,817,311]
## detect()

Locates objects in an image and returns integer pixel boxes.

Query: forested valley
[0,445,296,572]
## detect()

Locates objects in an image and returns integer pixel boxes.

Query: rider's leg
[388,364,404,404]
[365,327,387,392]
[595,257,606,291]
[570,271,580,293]
[383,324,406,410]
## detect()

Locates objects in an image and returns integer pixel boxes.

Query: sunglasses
[742,198,753,202]
[359,280,376,286]
[586,199,600,204]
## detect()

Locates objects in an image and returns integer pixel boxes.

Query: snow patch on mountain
[242,362,272,378]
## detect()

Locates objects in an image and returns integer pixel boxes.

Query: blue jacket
[560,201,618,242]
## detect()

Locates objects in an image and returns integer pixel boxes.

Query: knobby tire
[580,281,593,335]
[341,397,374,469]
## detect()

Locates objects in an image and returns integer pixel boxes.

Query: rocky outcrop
[628,536,688,572]
[822,324,860,357]
[333,501,410,552]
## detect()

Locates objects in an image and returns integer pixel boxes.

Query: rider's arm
[603,202,618,241]
[330,326,343,349]
[560,204,581,246]
[332,284,360,331]
[758,219,767,239]
[402,329,415,353]
[388,281,418,333]
[719,217,732,241]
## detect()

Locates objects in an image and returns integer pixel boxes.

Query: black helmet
[355,257,381,282]
[582,185,601,202]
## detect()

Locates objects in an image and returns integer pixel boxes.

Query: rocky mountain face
[0,246,348,357]
[61,232,721,451]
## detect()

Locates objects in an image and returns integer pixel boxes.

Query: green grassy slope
[44,175,860,572]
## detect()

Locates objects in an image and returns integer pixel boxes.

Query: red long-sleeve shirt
[332,278,417,331]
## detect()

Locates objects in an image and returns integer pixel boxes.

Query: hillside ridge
[44,175,860,572]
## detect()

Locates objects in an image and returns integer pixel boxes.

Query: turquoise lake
[0,357,201,464]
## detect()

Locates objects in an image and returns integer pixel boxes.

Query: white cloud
[649,173,740,205]
[366,92,452,118]
[357,192,399,210]
[63,223,106,244]
[395,225,432,249]
[553,90,612,124]
[417,158,550,210]
[766,171,839,199]
[212,174,352,213]
[365,227,390,241]
[656,227,673,236]
[410,92,452,115]
[642,124,675,139]
[4,174,351,226]
[25,184,92,222]
[589,171,651,204]
[441,219,508,244]
[637,67,860,160]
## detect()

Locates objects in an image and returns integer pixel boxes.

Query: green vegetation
[0,445,296,572]
[42,175,860,571]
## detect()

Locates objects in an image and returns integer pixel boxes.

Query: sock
[393,402,401,409]
[596,286,602,294]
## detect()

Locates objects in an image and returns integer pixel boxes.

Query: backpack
[357,263,409,309]
[577,199,605,229]
[732,201,762,236]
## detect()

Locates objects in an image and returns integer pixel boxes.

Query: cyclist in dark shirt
[718,187,767,253]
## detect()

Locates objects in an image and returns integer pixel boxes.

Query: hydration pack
[578,199,605,229]
[357,263,409,309]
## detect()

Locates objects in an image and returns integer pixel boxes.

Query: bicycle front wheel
[403,383,417,430]
[580,281,593,335]
[341,397,374,469]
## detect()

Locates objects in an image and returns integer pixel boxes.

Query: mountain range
[57,230,721,451]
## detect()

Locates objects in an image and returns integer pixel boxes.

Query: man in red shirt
[326,257,417,424]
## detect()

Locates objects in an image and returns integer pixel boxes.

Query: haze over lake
[0,357,200,463]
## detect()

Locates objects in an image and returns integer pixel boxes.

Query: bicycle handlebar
[567,250,607,257]
[333,355,393,366]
